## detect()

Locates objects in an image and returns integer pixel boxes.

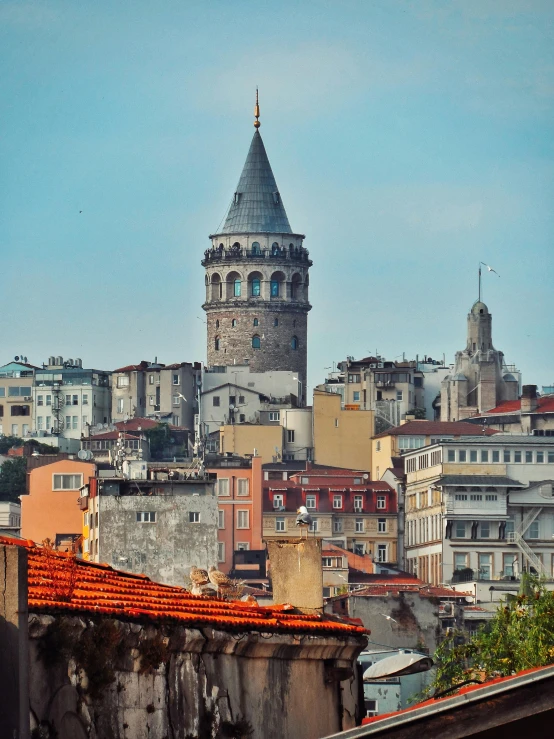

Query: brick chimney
[521,385,538,413]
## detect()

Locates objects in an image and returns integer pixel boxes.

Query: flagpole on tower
[478,263,482,302]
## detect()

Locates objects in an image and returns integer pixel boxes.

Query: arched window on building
[291,336,298,350]
[234,279,241,297]
[215,319,219,328]
[251,278,261,296]
[251,241,261,256]
[252,335,261,349]
[271,242,280,256]
[274,318,279,327]
[270,271,285,298]
[215,336,220,351]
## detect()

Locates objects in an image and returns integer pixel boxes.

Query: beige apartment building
[0,360,36,438]
[312,390,374,472]
[111,360,199,429]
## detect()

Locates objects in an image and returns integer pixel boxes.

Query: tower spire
[254,88,260,129]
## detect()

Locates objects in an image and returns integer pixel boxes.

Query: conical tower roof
[218,130,292,234]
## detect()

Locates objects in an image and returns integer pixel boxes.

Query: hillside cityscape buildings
[2,103,553,737]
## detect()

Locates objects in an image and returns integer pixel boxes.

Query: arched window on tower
[251,241,261,256]
[232,319,237,327]
[234,279,241,297]
[291,336,299,350]
[271,242,280,256]
[215,336,220,351]
[274,318,279,327]
[215,319,219,328]
[251,278,261,296]
[252,335,261,349]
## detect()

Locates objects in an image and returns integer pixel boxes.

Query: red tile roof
[86,431,142,441]
[2,537,367,638]
[113,361,151,373]
[481,395,554,415]
[373,421,499,439]
[114,418,162,431]
[350,583,470,598]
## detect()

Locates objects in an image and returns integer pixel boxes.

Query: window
[214,336,220,351]
[237,510,249,529]
[218,542,225,563]
[253,317,259,326]
[291,336,298,350]
[348,374,360,384]
[480,522,490,538]
[270,280,279,297]
[469,450,477,462]
[117,376,129,388]
[269,411,280,422]
[332,495,342,509]
[65,415,71,428]
[527,521,539,539]
[309,518,318,533]
[232,318,238,327]
[492,450,499,462]
[377,544,387,563]
[333,519,343,533]
[189,512,200,523]
[396,391,403,401]
[306,495,317,510]
[37,395,44,406]
[251,241,261,255]
[505,519,515,537]
[287,430,295,443]
[273,318,279,327]
[173,395,180,406]
[398,436,425,450]
[173,374,180,385]
[37,416,44,430]
[136,511,157,523]
[454,553,468,570]
[237,543,250,551]
[353,391,360,402]
[478,553,492,579]
[52,473,83,490]
[355,518,364,533]
[485,493,497,501]
[82,394,89,405]
[525,451,533,463]
[273,493,284,509]
[172,415,180,426]
[354,543,366,556]
[237,478,250,496]
[514,451,522,463]
[377,496,386,509]
[213,396,220,407]
[72,416,78,429]
[503,553,517,577]
[455,521,466,538]
[117,399,124,414]
[234,279,241,297]
[65,394,71,406]
[252,335,261,349]
[504,450,511,463]
[378,518,387,533]
[251,278,261,297]
[470,494,482,501]
[354,495,363,511]
[275,517,285,532]
[238,395,245,404]
[71,395,78,405]
[149,396,155,406]
[82,415,87,426]
[537,451,544,463]
[481,450,489,462]
[549,452,554,464]
[459,450,467,462]
[447,450,456,462]
[217,478,230,496]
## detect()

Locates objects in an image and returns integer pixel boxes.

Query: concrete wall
[219,423,283,465]
[313,391,374,473]
[98,485,218,586]
[27,614,365,739]
[267,538,323,613]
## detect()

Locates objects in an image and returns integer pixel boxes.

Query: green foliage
[0,436,24,454]
[0,436,57,455]
[0,456,27,501]
[407,407,426,419]
[144,423,172,460]
[427,578,554,698]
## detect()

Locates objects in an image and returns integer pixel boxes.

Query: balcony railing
[202,246,312,266]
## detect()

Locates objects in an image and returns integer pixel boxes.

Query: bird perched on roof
[189,566,209,589]
[296,506,312,539]
[191,582,217,597]
[208,565,232,597]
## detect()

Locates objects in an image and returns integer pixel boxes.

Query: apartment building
[403,436,554,585]
[111,360,199,429]
[262,465,397,563]
[469,385,554,436]
[33,357,111,442]
[0,360,37,438]
[312,390,374,471]
[206,454,263,574]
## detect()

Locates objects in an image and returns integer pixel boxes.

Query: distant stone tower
[440,300,519,421]
[202,95,312,398]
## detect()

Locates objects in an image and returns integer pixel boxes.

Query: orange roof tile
[1,537,367,638]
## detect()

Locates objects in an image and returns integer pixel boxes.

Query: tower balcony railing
[202,246,312,266]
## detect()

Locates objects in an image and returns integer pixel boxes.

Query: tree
[407,407,426,420]
[144,423,173,460]
[0,457,27,501]
[427,577,554,697]
[0,436,24,454]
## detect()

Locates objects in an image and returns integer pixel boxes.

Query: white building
[403,436,554,585]
[0,500,21,532]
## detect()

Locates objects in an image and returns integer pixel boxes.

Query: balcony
[202,245,312,267]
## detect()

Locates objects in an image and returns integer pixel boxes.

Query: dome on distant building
[471,301,489,315]
[503,373,517,382]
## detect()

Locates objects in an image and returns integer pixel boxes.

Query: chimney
[266,539,323,614]
[521,385,538,413]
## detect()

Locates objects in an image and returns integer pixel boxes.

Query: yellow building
[371,420,498,481]
[312,390,374,473]
[219,423,283,465]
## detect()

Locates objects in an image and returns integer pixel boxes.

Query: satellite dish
[229,404,235,410]
[125,447,133,455]
[363,473,369,480]
[78,450,88,460]
[363,652,434,680]
[85,450,93,460]
[96,423,103,430]
[103,423,109,429]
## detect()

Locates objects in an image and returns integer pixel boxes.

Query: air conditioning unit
[377,363,384,368]
[369,364,377,369]
[23,396,31,401]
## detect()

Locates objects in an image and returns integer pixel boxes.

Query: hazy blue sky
[1,0,553,393]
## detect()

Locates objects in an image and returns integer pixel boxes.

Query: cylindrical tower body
[202,126,312,398]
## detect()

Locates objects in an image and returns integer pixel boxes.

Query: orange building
[21,458,96,550]
[206,455,263,574]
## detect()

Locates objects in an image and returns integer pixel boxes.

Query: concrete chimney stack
[521,385,538,413]
[266,539,323,614]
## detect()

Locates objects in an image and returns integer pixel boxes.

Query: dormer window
[234,192,241,204]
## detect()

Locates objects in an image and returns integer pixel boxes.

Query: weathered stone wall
[28,614,366,739]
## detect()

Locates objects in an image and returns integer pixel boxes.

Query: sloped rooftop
[4,537,367,638]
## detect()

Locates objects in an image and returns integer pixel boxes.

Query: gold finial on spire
[254,87,260,129]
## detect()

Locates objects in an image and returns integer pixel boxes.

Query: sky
[1,0,553,394]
